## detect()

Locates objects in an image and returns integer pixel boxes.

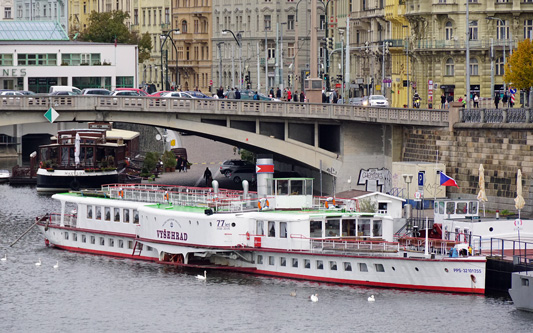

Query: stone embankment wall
[402,124,533,216]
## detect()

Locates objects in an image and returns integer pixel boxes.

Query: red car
[114,88,149,96]
[149,91,173,97]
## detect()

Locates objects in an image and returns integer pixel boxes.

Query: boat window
[280,257,286,266]
[310,220,323,238]
[316,260,324,269]
[105,207,111,221]
[118,240,124,248]
[446,202,455,215]
[290,179,303,195]
[378,202,387,214]
[456,202,467,214]
[257,255,263,264]
[325,219,340,237]
[269,256,275,265]
[304,259,311,268]
[434,201,438,214]
[280,222,287,238]
[372,220,383,237]
[109,238,114,247]
[128,241,134,249]
[277,179,289,195]
[64,232,69,240]
[124,209,130,223]
[469,201,478,214]
[87,206,93,219]
[256,220,264,235]
[375,264,385,272]
[359,219,371,237]
[268,221,276,237]
[292,258,298,268]
[342,219,355,236]
[133,210,139,224]
[95,206,101,220]
[329,261,337,270]
[91,236,95,244]
[85,147,94,166]
[73,233,77,241]
[114,208,120,222]
[146,246,153,251]
[306,180,312,196]
[61,146,69,166]
[81,235,86,243]
[439,201,445,215]
[99,237,105,245]
[344,262,352,271]
[522,278,530,287]
[358,263,368,272]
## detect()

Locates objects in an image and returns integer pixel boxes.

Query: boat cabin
[266,177,314,209]
[433,199,479,224]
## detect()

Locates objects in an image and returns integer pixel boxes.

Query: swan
[196,270,206,280]
[368,295,375,302]
[290,290,297,297]
[53,261,59,269]
[310,294,318,302]
[35,258,42,266]
[1,254,6,261]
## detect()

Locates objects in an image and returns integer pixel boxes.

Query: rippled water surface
[1,184,533,332]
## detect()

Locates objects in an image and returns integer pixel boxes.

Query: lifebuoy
[325,197,336,209]
[164,191,169,201]
[70,180,80,191]
[118,190,124,198]
[258,198,269,210]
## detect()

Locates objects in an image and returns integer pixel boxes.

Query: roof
[106,129,140,141]
[0,21,69,41]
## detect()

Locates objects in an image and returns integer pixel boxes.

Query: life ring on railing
[325,197,336,209]
[118,190,124,198]
[258,198,269,210]
[246,232,250,240]
[164,191,169,201]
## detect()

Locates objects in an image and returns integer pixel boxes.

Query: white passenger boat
[36,172,486,294]
[509,271,533,311]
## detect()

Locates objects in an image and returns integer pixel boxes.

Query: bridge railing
[462,108,532,123]
[2,96,449,126]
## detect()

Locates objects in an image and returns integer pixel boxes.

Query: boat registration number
[217,219,230,230]
[453,268,482,274]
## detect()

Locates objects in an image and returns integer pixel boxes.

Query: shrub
[162,150,177,169]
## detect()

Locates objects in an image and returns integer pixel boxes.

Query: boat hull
[36,169,119,192]
[509,272,533,311]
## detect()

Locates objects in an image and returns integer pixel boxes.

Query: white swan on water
[290,290,297,297]
[310,294,318,302]
[35,258,42,266]
[368,295,375,302]
[196,270,206,280]
[1,254,6,261]
[53,261,59,269]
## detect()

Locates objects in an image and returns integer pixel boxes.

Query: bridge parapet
[2,96,449,127]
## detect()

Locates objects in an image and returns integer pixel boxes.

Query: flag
[440,172,458,187]
[114,35,117,47]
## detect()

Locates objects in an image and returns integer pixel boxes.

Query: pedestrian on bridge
[276,87,281,99]
[235,88,241,99]
[227,88,236,99]
[217,86,224,99]
[270,87,274,98]
[293,91,299,102]
[204,167,212,186]
[441,94,446,109]
[494,93,500,109]
[300,91,305,103]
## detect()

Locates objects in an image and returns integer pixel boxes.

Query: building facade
[12,0,68,32]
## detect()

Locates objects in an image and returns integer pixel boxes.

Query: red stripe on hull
[50,243,157,262]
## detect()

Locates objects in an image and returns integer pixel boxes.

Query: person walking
[182,158,188,172]
[494,92,500,109]
[473,93,479,108]
[300,91,305,103]
[502,92,508,108]
[227,88,236,99]
[287,89,292,102]
[203,167,212,186]
[269,87,274,98]
[446,94,453,109]
[235,88,241,99]
[176,156,183,172]
[217,86,224,99]
[293,90,299,102]
[276,87,281,99]
[461,94,467,108]
[282,88,288,101]
[322,90,328,103]
[440,94,446,109]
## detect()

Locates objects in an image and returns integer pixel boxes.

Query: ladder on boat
[132,241,143,256]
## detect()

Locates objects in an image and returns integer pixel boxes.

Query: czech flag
[440,172,458,187]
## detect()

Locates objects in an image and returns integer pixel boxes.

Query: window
[257,255,263,264]
[143,10,146,26]
[469,21,478,40]
[165,8,169,24]
[280,222,287,238]
[292,258,298,268]
[105,207,111,221]
[344,262,352,271]
[525,20,533,39]
[522,278,530,287]
[287,42,295,58]
[268,221,276,237]
[358,219,371,237]
[445,58,454,76]
[310,220,322,238]
[100,237,105,245]
[87,206,93,219]
[470,58,478,76]
[128,241,134,249]
[496,57,505,75]
[0,54,13,66]
[287,15,294,30]
[325,219,340,237]
[456,202,467,214]
[91,236,96,244]
[329,261,337,270]
[73,233,77,241]
[109,238,114,247]
[304,259,311,268]
[497,20,509,40]
[358,263,368,272]
[256,220,264,235]
[148,9,151,25]
[4,7,12,19]
[82,235,86,243]
[114,208,120,222]
[95,206,102,220]
[134,9,138,25]
[319,15,325,30]
[267,43,276,59]
[269,256,275,265]
[316,260,324,269]
[133,210,139,224]
[280,257,286,266]
[118,240,124,248]
[64,232,69,240]
[373,220,383,237]
[123,209,130,223]
[264,15,271,31]
[445,21,453,41]
[18,53,57,66]
[375,264,385,272]
[182,20,188,33]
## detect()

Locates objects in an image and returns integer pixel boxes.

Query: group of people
[494,91,515,109]
[269,87,306,102]
[215,86,241,99]
[176,156,189,172]
[321,89,341,104]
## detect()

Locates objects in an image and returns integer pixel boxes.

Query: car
[231,169,256,184]
[0,90,23,96]
[161,91,195,98]
[220,159,255,177]
[49,91,79,96]
[19,90,37,96]
[348,97,364,106]
[185,91,213,99]
[81,88,112,95]
[111,90,142,96]
[226,89,280,101]
[363,95,389,107]
[114,88,149,96]
[149,91,173,97]
[49,85,82,95]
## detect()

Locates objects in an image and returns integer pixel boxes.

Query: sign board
[514,219,523,230]
[414,191,422,201]
[418,171,425,187]
[209,79,213,85]
[44,107,59,123]
[510,88,517,94]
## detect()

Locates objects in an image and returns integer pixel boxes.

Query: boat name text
[157,229,188,241]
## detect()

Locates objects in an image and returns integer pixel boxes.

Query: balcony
[384,39,405,48]
[413,38,517,51]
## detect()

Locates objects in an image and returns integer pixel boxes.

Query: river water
[1,184,532,332]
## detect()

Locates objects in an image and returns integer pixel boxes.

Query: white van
[49,86,82,95]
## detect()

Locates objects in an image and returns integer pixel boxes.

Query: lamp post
[222,29,243,89]
[486,16,506,95]
[402,25,410,108]
[217,42,224,88]
[160,29,181,91]
[403,174,414,206]
[321,0,334,92]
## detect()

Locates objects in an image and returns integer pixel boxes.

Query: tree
[504,39,533,108]
[79,11,152,64]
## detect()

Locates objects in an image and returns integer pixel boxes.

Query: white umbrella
[514,169,525,214]
[74,132,81,166]
[477,164,487,216]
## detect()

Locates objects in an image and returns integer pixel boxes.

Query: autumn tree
[79,11,152,64]
[504,39,533,108]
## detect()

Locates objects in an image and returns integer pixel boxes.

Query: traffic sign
[44,107,59,123]
[514,219,523,230]
[418,171,425,187]
[510,88,517,94]
[209,79,213,86]
[414,191,422,201]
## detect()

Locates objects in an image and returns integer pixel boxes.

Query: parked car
[49,91,79,96]
[220,159,255,177]
[363,95,389,107]
[114,88,148,96]
[49,85,82,95]
[185,91,213,99]
[19,90,37,96]
[81,88,112,95]
[0,90,23,96]
[161,91,195,98]
[231,169,256,184]
[149,91,173,97]
[111,90,141,96]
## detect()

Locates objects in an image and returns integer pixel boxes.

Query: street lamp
[320,0,334,92]
[160,28,181,91]
[487,16,506,95]
[403,174,414,204]
[222,29,243,89]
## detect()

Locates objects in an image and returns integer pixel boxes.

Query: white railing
[311,239,400,253]
[49,213,77,228]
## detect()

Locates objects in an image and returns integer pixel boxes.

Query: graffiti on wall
[358,168,392,193]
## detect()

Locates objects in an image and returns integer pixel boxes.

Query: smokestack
[256,154,274,198]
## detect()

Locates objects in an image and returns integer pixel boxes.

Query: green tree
[79,11,152,64]
[240,149,255,163]
[504,39,533,108]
